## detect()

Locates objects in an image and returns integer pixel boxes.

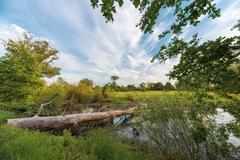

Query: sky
[0,0,239,85]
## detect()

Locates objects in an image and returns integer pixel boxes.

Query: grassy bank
[0,125,151,160]
[0,105,152,160]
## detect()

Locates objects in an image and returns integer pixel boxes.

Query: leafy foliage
[164,82,175,90]
[111,75,119,81]
[137,97,238,159]
[0,34,60,102]
[90,0,220,36]
[37,77,96,114]
[153,28,240,93]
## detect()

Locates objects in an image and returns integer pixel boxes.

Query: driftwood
[6,108,135,130]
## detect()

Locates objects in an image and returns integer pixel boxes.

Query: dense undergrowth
[0,125,151,160]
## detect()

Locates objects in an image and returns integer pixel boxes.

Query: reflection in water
[115,108,240,147]
[114,115,150,142]
[116,126,150,142]
[214,108,240,147]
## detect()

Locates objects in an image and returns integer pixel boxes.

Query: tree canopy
[111,75,119,81]
[0,34,60,101]
[152,23,240,93]
[90,0,220,36]
[79,78,94,88]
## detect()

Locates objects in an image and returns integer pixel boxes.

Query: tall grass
[0,126,151,160]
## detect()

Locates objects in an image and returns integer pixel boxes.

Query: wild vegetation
[0,1,240,160]
[0,125,151,160]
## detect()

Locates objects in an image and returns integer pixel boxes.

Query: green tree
[139,82,147,91]
[0,33,60,101]
[126,84,136,91]
[152,25,240,93]
[90,0,220,37]
[110,75,119,81]
[164,82,175,90]
[146,82,154,90]
[175,81,187,90]
[110,75,119,91]
[153,82,164,90]
[79,78,94,88]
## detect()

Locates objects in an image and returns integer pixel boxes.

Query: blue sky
[0,0,239,85]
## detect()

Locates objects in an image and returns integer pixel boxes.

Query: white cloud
[0,0,179,85]
[0,24,26,40]
[37,0,175,85]
[5,0,239,85]
[51,0,239,85]
[0,23,56,56]
[0,24,27,56]
[202,1,240,41]
[55,52,92,72]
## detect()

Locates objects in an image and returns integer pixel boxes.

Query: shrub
[37,79,96,114]
[0,101,39,117]
[137,98,238,159]
[0,100,59,117]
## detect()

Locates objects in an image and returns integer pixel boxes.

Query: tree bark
[6,108,135,130]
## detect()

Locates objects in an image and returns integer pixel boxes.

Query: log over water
[6,108,135,130]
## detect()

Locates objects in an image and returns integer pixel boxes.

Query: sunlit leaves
[0,33,60,101]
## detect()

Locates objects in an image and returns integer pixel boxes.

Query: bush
[37,79,96,114]
[0,101,39,117]
[137,98,238,159]
[0,101,59,117]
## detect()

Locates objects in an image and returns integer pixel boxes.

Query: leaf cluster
[90,0,220,36]
[153,31,240,92]
[0,33,60,101]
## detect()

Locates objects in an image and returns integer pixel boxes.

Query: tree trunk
[6,108,135,130]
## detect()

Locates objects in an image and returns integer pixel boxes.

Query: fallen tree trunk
[6,108,135,130]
